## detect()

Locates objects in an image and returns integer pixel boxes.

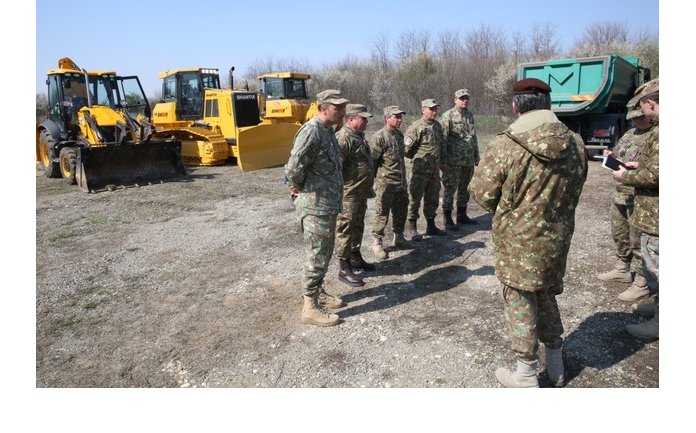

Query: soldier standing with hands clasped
[285,89,349,327]
[439,88,480,230]
[470,78,587,387]
[335,104,375,287]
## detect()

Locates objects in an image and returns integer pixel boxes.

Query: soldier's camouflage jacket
[612,124,654,205]
[336,125,375,201]
[370,126,408,190]
[470,109,588,291]
[620,116,659,236]
[285,116,343,216]
[404,118,444,173]
[439,107,480,166]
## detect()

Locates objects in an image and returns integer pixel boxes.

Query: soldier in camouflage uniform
[404,99,446,238]
[439,89,480,230]
[370,105,413,260]
[597,98,655,303]
[335,104,375,287]
[285,89,349,327]
[613,78,659,340]
[470,78,588,387]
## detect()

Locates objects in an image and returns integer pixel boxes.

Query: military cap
[454,89,470,98]
[512,78,551,95]
[316,89,349,105]
[383,105,406,117]
[626,106,645,120]
[634,78,659,99]
[345,103,373,118]
[421,98,439,108]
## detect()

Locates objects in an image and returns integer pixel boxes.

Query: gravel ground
[35,142,659,390]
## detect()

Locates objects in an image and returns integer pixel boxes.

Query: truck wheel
[59,147,77,185]
[39,130,61,178]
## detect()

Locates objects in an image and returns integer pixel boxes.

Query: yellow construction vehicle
[257,72,317,124]
[152,68,298,171]
[37,58,186,192]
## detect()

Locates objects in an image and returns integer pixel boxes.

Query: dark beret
[513,78,551,95]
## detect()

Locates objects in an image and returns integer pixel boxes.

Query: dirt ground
[35,135,658,388]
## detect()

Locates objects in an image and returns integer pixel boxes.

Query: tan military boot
[318,288,347,309]
[393,231,413,249]
[626,307,658,340]
[372,239,388,260]
[301,294,341,327]
[544,347,564,387]
[597,260,632,283]
[617,275,650,302]
[495,360,539,388]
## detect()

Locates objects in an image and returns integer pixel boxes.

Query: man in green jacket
[470,78,587,387]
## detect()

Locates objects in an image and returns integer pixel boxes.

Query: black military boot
[338,259,365,287]
[405,219,419,240]
[444,210,458,231]
[350,251,376,271]
[457,206,477,225]
[425,218,446,236]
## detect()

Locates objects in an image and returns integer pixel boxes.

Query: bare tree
[570,21,631,57]
[529,22,560,60]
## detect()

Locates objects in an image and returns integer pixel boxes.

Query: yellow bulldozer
[151,68,299,171]
[37,58,187,192]
[257,72,317,124]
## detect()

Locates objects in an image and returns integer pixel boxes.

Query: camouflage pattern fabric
[470,109,588,291]
[335,199,368,260]
[336,126,375,201]
[285,116,343,216]
[439,107,479,166]
[285,116,343,295]
[610,202,644,277]
[300,214,337,296]
[404,118,444,220]
[612,126,654,205]
[641,233,659,300]
[441,165,475,212]
[372,185,408,240]
[503,284,564,363]
[621,117,659,236]
[370,126,409,237]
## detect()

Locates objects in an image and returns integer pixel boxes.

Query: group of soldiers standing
[283,76,659,388]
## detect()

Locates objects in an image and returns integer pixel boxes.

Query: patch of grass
[49,233,77,243]
[83,302,98,310]
[46,316,81,334]
[125,247,141,253]
[434,377,447,385]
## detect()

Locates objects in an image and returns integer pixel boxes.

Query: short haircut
[513,92,551,114]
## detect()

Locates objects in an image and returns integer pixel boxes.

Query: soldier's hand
[612,165,627,180]
[624,161,639,169]
[289,184,300,195]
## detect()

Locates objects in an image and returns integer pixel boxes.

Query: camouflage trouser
[299,213,337,296]
[372,184,408,241]
[641,233,659,302]
[611,202,644,276]
[502,284,564,363]
[441,164,474,212]
[407,170,441,221]
[335,199,367,260]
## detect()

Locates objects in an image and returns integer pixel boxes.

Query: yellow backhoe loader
[152,68,298,171]
[37,58,186,192]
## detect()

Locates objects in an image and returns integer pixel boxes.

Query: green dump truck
[517,55,651,157]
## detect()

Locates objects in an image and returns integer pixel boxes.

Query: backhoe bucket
[75,140,187,192]
[234,122,300,172]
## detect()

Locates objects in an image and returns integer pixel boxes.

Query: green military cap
[345,103,373,118]
[634,78,659,99]
[316,89,349,105]
[626,106,645,120]
[454,89,470,98]
[383,105,406,116]
[625,94,644,119]
[421,98,439,108]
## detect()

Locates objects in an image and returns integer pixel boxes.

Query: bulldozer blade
[75,141,187,192]
[234,122,300,172]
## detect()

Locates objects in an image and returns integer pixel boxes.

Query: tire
[39,129,61,178]
[59,147,77,185]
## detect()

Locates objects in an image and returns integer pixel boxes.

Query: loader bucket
[234,122,301,172]
[75,140,187,192]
